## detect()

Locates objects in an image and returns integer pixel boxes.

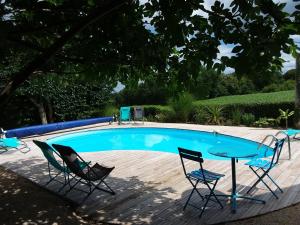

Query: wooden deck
[1,123,300,224]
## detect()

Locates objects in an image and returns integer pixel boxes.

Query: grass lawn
[194,90,294,106]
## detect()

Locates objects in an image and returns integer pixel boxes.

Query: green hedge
[140,105,171,116]
[142,90,295,125]
[194,90,294,119]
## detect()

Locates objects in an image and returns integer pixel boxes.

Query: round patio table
[208,145,267,213]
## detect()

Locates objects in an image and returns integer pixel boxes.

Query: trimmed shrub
[193,91,294,124]
[142,105,174,122]
[139,91,295,127]
[241,113,256,126]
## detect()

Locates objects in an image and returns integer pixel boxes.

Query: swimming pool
[47,127,272,160]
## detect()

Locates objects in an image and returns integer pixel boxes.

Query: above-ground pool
[47,127,272,160]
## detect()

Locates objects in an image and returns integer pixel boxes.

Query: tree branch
[7,37,45,52]
[0,0,128,104]
[198,4,243,34]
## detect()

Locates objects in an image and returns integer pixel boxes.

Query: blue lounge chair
[178,147,224,218]
[52,144,115,201]
[0,137,30,154]
[133,106,144,124]
[119,106,131,124]
[33,140,69,189]
[246,138,285,199]
[33,140,90,192]
[275,129,300,159]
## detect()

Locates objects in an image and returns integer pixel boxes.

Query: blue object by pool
[6,117,113,138]
[284,129,300,136]
[47,128,272,160]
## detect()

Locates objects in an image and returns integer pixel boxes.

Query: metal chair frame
[0,137,30,154]
[33,140,71,192]
[52,144,115,203]
[247,138,285,199]
[178,147,224,218]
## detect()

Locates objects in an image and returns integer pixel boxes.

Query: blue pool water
[47,127,272,160]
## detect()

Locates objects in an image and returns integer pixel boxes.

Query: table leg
[231,157,237,213]
[213,157,265,213]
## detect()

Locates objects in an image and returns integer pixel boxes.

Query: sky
[143,0,300,74]
[114,0,299,92]
[217,0,299,74]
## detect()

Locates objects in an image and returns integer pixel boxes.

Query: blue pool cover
[6,116,113,138]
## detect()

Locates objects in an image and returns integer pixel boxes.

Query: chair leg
[187,179,204,200]
[247,167,267,194]
[248,167,280,199]
[0,146,8,154]
[45,162,63,186]
[265,173,283,193]
[58,172,72,193]
[91,180,115,195]
[18,140,30,153]
[199,181,218,218]
[287,136,291,160]
[207,180,223,209]
[79,179,115,204]
[45,171,62,186]
[65,178,82,195]
[100,179,115,195]
[183,180,200,210]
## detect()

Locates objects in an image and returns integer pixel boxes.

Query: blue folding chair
[0,137,30,154]
[178,147,225,218]
[246,138,285,199]
[119,106,131,124]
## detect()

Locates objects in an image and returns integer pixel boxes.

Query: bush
[194,91,294,122]
[141,90,295,128]
[262,80,294,93]
[254,117,278,127]
[193,108,207,124]
[231,108,243,125]
[168,92,194,122]
[203,105,225,125]
[241,113,256,126]
[142,105,174,122]
[102,105,119,117]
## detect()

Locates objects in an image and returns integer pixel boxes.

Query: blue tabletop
[208,142,272,159]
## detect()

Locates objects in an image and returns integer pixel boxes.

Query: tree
[295,54,300,127]
[0,0,298,106]
[17,73,114,124]
[292,0,300,127]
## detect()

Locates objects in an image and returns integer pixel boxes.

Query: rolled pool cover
[5,116,113,138]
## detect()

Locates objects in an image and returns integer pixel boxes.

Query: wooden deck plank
[1,123,300,224]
